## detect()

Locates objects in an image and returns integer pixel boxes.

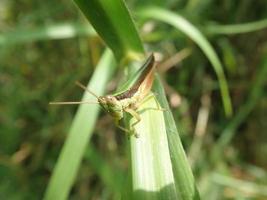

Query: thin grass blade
[206,18,267,35]
[44,49,115,200]
[0,23,95,46]
[138,7,233,117]
[211,47,267,162]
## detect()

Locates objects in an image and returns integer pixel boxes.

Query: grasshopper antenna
[75,81,99,99]
[49,101,99,105]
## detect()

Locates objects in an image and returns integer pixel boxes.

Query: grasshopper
[50,54,160,137]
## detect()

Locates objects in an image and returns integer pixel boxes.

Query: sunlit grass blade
[44,49,115,200]
[74,0,144,61]
[0,23,96,46]
[130,93,178,199]
[206,18,267,35]
[153,76,200,199]
[138,7,233,117]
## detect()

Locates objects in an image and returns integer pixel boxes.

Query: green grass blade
[153,76,200,199]
[130,93,179,199]
[138,7,233,117]
[74,0,144,61]
[0,23,96,46]
[128,76,199,199]
[44,49,115,200]
[206,18,267,35]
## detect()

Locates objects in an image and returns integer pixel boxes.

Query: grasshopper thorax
[98,95,123,119]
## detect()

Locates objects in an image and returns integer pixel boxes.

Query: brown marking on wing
[115,88,138,100]
[115,54,155,100]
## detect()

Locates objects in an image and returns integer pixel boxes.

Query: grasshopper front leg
[114,118,131,134]
[114,117,139,138]
[124,108,141,138]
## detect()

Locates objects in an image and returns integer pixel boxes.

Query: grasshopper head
[98,95,123,119]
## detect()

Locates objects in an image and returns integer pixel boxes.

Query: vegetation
[1,0,267,199]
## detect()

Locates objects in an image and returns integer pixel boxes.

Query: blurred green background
[1,0,267,199]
